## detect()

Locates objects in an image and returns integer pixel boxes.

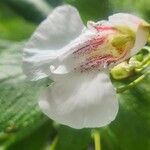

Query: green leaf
[0,40,52,149]
[6,121,53,150]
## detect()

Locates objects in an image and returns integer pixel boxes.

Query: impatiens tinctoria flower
[22,5,150,129]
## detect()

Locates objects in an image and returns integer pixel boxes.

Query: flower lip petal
[39,70,118,129]
[23,5,85,81]
[26,4,85,50]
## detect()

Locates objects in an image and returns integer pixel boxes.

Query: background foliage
[0,0,150,150]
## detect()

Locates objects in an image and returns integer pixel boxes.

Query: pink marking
[78,48,129,72]
[95,26,116,31]
[73,35,106,56]
[79,55,116,71]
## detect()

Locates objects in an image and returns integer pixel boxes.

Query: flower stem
[49,136,58,150]
[135,53,150,73]
[117,71,150,93]
[92,129,101,150]
[135,59,150,72]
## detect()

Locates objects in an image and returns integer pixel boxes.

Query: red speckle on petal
[95,26,116,32]
[79,55,116,72]
[73,35,106,56]
[72,25,128,72]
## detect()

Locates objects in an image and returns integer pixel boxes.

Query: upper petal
[39,70,118,129]
[23,5,85,80]
[26,5,85,50]
[129,24,150,56]
[108,13,146,31]
[109,13,150,60]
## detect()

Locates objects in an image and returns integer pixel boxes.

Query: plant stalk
[117,71,150,93]
[92,129,101,150]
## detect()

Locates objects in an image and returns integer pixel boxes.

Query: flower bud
[111,61,134,80]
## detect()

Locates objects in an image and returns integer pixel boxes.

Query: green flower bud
[129,54,144,68]
[111,62,134,80]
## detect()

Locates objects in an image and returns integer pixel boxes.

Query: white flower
[22,5,149,129]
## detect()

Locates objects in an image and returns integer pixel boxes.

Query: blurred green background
[0,0,150,150]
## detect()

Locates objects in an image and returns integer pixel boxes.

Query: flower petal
[109,13,149,58]
[39,70,118,129]
[129,24,150,56]
[23,5,85,80]
[108,13,145,31]
[26,5,85,50]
